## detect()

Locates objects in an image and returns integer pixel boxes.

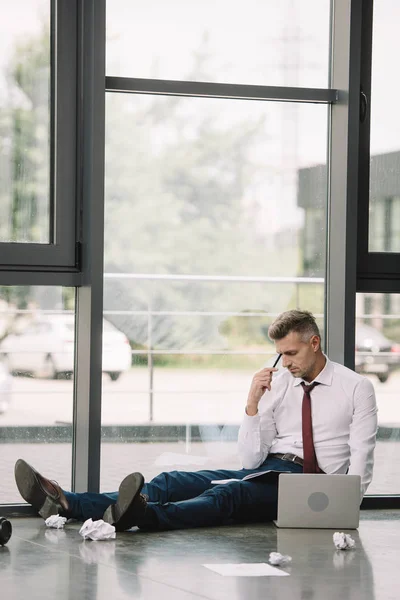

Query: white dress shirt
[238,357,378,498]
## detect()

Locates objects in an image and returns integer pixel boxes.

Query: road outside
[1,367,399,504]
[1,367,400,426]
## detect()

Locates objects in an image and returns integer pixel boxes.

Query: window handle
[360,89,368,123]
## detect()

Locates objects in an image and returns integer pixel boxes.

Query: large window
[2,0,398,509]
[368,1,400,253]
[0,0,78,269]
[0,0,50,243]
[101,84,328,485]
[0,285,74,505]
[356,292,400,495]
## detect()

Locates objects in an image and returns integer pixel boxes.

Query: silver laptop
[274,474,361,529]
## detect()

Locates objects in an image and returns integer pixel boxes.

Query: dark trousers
[63,457,303,531]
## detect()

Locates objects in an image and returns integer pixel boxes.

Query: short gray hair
[268,310,320,342]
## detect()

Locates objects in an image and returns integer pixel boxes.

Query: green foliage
[0,25,50,309]
[219,310,272,346]
[1,27,319,354]
[103,90,304,350]
[6,25,50,244]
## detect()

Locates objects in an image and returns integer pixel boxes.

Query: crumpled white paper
[79,518,116,541]
[269,552,292,566]
[45,515,67,529]
[333,532,356,550]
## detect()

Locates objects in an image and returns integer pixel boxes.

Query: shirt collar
[292,355,334,387]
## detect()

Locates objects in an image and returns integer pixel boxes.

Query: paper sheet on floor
[211,470,281,485]
[203,563,289,577]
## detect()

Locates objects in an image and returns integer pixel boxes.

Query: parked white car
[0,361,12,414]
[0,314,132,381]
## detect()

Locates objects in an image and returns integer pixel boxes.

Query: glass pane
[104,94,328,278]
[106,0,330,88]
[369,1,400,252]
[0,286,74,504]
[0,1,51,243]
[101,92,327,490]
[356,292,400,494]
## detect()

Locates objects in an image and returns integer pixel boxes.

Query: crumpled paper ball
[79,518,116,541]
[269,552,292,566]
[45,515,67,529]
[333,532,356,550]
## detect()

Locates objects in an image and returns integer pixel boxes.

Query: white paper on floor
[333,532,356,550]
[79,518,116,541]
[269,552,292,566]
[211,470,281,485]
[45,515,67,529]
[203,563,290,577]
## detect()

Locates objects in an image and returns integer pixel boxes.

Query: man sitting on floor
[15,310,378,532]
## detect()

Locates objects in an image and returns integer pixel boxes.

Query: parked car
[355,323,400,383]
[0,361,12,414]
[0,314,132,381]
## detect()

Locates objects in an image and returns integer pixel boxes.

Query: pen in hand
[263,353,282,392]
[246,354,283,415]
[272,353,282,368]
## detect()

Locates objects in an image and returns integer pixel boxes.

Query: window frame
[356,0,400,293]
[2,0,400,513]
[0,0,79,277]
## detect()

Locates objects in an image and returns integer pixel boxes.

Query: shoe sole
[14,459,60,519]
[103,472,144,532]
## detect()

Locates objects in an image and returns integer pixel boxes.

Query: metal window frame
[71,0,106,494]
[325,0,363,368]
[106,77,337,103]
[0,0,106,506]
[0,0,79,278]
[326,0,400,506]
[357,0,400,293]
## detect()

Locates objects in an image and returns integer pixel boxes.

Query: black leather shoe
[103,472,147,532]
[14,459,69,519]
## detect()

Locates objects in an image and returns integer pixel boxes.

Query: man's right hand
[245,367,278,416]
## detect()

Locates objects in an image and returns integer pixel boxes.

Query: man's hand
[246,367,278,416]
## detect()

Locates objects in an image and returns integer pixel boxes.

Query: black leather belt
[269,453,304,467]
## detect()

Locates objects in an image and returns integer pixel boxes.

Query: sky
[1,0,398,154]
[104,0,399,158]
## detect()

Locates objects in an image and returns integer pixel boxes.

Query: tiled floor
[1,511,399,600]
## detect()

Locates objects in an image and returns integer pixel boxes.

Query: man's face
[275,331,320,380]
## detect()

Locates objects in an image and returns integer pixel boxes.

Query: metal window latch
[75,241,82,269]
[360,89,368,123]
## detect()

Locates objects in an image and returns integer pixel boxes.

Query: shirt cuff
[242,409,261,425]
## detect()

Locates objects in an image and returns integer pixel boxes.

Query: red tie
[301,382,323,474]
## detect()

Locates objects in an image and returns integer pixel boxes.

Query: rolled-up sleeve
[238,393,278,469]
[347,378,378,499]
